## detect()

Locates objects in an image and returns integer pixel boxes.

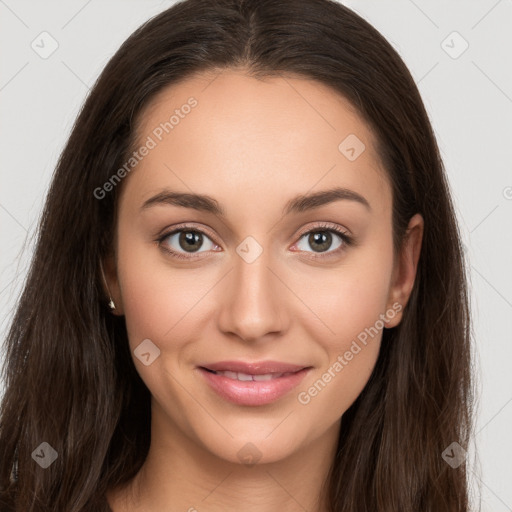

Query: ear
[100,253,124,316]
[385,213,423,328]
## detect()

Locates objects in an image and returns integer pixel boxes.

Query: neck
[107,402,340,512]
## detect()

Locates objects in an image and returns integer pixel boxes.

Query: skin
[105,68,423,512]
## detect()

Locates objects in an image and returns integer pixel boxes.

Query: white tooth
[237,372,254,381]
[252,374,274,381]
[221,371,239,380]
[214,370,290,381]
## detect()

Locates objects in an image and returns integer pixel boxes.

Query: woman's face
[107,69,422,465]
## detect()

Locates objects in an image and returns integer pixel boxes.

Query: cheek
[116,227,184,351]
[292,246,393,418]
[116,228,221,361]
[294,278,387,429]
[296,249,394,346]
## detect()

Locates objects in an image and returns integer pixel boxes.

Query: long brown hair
[0,0,476,510]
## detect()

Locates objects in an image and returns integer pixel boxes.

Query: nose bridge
[218,237,286,341]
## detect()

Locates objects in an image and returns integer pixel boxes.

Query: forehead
[122,69,391,219]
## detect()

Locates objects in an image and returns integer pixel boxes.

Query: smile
[197,365,312,406]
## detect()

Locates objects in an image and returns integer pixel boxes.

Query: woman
[0,0,475,510]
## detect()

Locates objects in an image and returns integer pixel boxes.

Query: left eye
[295,228,348,254]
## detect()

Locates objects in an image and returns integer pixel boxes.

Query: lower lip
[198,367,311,406]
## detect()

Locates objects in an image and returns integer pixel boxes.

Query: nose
[217,246,288,343]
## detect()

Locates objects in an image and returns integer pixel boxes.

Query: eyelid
[294,221,352,239]
[157,221,351,243]
[157,222,219,244]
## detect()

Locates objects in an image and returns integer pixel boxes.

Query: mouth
[201,367,300,381]
[197,360,312,406]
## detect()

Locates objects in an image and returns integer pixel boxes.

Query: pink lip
[197,360,312,406]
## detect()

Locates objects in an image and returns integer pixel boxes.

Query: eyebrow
[140,186,371,215]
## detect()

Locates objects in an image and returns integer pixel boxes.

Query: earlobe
[99,256,124,315]
[385,213,424,328]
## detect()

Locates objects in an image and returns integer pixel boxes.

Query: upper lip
[200,360,311,375]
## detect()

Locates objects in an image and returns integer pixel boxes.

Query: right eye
[158,226,220,260]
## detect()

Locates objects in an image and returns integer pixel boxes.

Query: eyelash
[156,222,354,261]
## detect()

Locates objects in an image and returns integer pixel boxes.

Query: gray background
[1,0,511,509]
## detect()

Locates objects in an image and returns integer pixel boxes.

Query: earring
[100,260,116,311]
